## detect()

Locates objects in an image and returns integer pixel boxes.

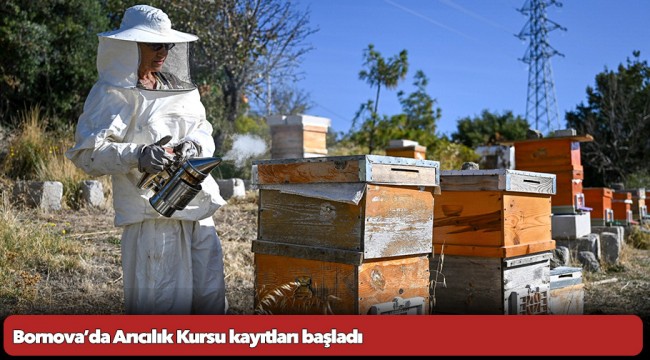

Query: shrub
[1,106,106,209]
[627,224,650,250]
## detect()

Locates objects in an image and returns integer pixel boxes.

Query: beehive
[510,134,593,214]
[621,188,647,222]
[254,253,430,315]
[430,251,552,314]
[385,139,427,160]
[474,145,515,170]
[251,155,440,314]
[583,187,614,226]
[612,191,634,225]
[266,114,330,159]
[549,266,584,315]
[433,169,556,258]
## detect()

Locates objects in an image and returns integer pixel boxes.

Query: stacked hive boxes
[621,188,647,223]
[266,114,330,159]
[511,133,593,214]
[583,187,615,226]
[251,155,440,315]
[612,190,634,225]
[511,132,594,239]
[431,169,557,314]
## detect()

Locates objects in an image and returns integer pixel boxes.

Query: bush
[627,224,650,250]
[1,106,104,209]
[2,106,50,180]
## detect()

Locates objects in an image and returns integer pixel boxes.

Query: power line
[516,0,566,134]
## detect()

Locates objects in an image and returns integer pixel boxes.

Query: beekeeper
[65,4,228,315]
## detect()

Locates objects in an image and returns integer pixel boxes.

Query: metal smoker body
[137,156,222,217]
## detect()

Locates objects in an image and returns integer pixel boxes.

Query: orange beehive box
[583,187,614,225]
[548,166,584,213]
[254,253,430,315]
[433,169,556,258]
[251,155,440,315]
[512,135,592,170]
[612,191,633,224]
[509,134,592,214]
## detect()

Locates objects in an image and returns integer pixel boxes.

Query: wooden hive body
[385,145,427,160]
[433,169,556,258]
[583,187,614,225]
[252,155,440,314]
[430,252,552,314]
[612,191,633,224]
[267,114,330,159]
[620,188,647,221]
[548,266,584,315]
[510,135,592,214]
[254,253,430,315]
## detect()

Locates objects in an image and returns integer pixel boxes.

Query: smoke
[222,134,268,168]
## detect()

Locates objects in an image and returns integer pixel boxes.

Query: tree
[266,85,313,116]
[428,136,480,171]
[104,0,316,152]
[566,51,650,187]
[351,44,408,153]
[166,0,315,149]
[385,71,478,169]
[0,0,108,127]
[452,110,530,148]
[387,70,440,145]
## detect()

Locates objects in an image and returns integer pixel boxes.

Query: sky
[291,0,650,137]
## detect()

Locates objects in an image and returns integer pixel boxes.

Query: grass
[0,196,86,315]
[1,106,110,210]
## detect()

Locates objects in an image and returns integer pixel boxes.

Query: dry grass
[0,197,123,317]
[583,240,650,318]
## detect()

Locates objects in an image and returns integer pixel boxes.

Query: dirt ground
[5,194,650,326]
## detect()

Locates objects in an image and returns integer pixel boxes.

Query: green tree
[452,110,530,148]
[386,70,441,147]
[166,0,315,151]
[352,44,408,153]
[566,51,650,187]
[0,0,108,127]
[104,0,316,153]
[429,136,480,171]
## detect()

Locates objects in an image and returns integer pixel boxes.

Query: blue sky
[292,0,650,137]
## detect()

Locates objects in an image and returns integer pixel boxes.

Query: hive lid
[500,134,594,146]
[252,155,440,187]
[439,168,556,194]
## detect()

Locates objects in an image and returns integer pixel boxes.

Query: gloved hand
[138,136,175,174]
[173,140,202,159]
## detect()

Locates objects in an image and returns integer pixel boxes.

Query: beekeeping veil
[96,4,197,91]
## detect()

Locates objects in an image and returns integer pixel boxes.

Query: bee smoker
[137,156,222,217]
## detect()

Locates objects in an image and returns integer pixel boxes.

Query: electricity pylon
[517,0,567,134]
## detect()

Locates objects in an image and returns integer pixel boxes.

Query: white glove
[173,140,202,159]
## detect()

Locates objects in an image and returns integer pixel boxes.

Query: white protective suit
[65,5,227,314]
